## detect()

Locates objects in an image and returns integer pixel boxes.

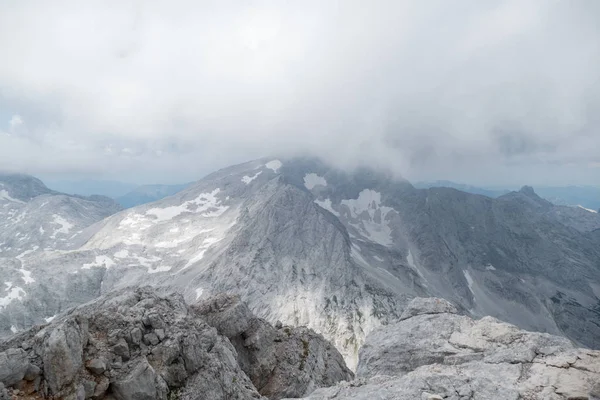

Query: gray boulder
[42,318,86,393]
[0,348,30,386]
[398,297,458,321]
[0,383,9,400]
[111,359,167,400]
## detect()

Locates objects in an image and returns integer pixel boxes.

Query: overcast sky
[1,0,599,186]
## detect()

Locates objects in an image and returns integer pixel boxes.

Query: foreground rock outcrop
[0,287,351,400]
[294,297,600,400]
[194,294,353,399]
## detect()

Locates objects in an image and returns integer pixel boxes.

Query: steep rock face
[0,287,351,400]
[194,294,353,399]
[183,175,412,369]
[295,297,600,400]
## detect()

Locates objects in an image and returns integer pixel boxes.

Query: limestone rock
[0,348,30,386]
[0,287,350,399]
[86,358,106,375]
[0,383,9,400]
[293,298,600,400]
[195,294,354,399]
[399,297,458,321]
[42,319,85,394]
[111,358,165,400]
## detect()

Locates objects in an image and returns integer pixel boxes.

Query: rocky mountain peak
[0,287,351,400]
[519,185,537,196]
[0,173,54,202]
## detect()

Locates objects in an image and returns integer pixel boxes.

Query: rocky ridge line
[0,287,351,400]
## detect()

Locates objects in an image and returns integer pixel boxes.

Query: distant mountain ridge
[1,158,599,371]
[415,180,600,211]
[44,179,138,198]
[116,183,191,208]
[0,173,122,257]
[43,178,190,208]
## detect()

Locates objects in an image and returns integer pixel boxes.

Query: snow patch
[16,249,35,259]
[0,282,26,308]
[241,171,262,184]
[314,199,339,216]
[19,268,35,284]
[195,288,204,300]
[45,315,57,323]
[350,245,370,267]
[50,215,74,238]
[119,213,154,231]
[463,270,475,295]
[179,233,224,271]
[82,255,116,269]
[124,233,142,245]
[407,249,427,285]
[373,255,384,262]
[202,237,221,245]
[265,159,282,172]
[341,190,394,246]
[126,254,171,274]
[147,265,172,274]
[0,190,25,204]
[578,205,598,213]
[303,173,327,190]
[182,250,207,270]
[129,254,160,268]
[146,189,228,222]
[485,264,496,271]
[10,325,18,333]
[114,249,129,258]
[39,226,45,234]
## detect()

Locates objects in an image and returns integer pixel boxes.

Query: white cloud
[9,115,23,131]
[0,1,598,184]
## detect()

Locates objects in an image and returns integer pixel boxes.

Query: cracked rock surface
[293,297,600,400]
[0,287,350,400]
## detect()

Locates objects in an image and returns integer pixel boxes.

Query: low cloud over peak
[1,0,599,185]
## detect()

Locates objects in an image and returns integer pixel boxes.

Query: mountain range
[415,180,600,211]
[1,158,599,374]
[115,183,191,209]
[44,179,190,209]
